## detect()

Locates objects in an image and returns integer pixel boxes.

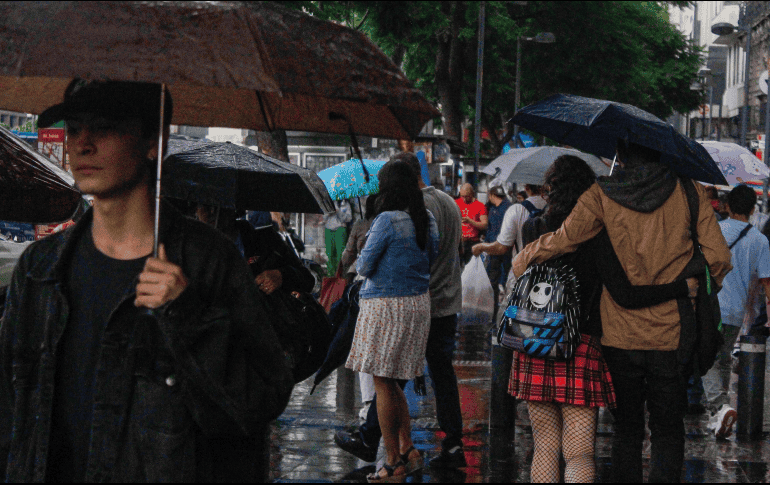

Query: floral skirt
[509,334,616,409]
[345,293,431,380]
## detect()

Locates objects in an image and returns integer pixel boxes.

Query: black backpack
[677,178,725,377]
[497,258,581,360]
[521,199,545,219]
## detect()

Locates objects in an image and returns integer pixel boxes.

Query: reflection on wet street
[269,322,770,482]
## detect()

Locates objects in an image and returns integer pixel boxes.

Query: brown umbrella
[0,124,80,223]
[0,1,439,139]
[0,1,439,256]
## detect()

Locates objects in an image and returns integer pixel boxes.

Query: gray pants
[701,325,742,411]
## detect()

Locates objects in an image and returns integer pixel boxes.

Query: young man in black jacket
[0,79,293,482]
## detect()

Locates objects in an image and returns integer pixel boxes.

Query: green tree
[287,1,702,156]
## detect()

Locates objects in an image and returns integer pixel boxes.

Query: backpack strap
[680,177,700,249]
[728,224,753,250]
[521,199,537,216]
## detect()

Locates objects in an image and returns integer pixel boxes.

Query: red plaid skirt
[508,334,616,409]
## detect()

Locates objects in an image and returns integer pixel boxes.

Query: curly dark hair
[542,155,597,230]
[374,160,430,250]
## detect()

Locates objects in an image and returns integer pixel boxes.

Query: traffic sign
[760,71,769,94]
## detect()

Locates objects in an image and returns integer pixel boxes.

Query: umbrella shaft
[153,84,166,258]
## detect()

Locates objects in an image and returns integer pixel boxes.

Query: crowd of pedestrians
[2,77,770,484]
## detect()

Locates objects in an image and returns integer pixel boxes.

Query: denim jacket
[0,203,294,482]
[357,210,439,299]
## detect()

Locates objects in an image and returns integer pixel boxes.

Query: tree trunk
[435,1,465,142]
[253,130,290,163]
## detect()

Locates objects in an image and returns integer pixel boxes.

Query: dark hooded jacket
[0,203,294,482]
[514,162,732,351]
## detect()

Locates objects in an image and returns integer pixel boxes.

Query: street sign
[760,71,769,94]
[699,105,710,115]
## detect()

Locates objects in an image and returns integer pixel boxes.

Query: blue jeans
[360,314,464,451]
[700,324,742,411]
[602,346,687,483]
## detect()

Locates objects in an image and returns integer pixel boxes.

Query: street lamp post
[512,32,555,145]
[713,14,752,148]
[698,68,711,141]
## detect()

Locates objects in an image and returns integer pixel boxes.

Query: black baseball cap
[38,78,172,129]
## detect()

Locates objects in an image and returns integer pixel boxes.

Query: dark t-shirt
[47,227,147,482]
[486,199,512,243]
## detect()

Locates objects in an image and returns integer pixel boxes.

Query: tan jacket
[513,181,732,350]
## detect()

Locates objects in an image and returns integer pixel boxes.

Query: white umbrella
[482,146,610,185]
[698,141,770,185]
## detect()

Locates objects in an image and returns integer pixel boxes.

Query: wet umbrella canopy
[0,1,439,139]
[482,146,610,185]
[0,125,80,223]
[164,137,334,214]
[698,141,770,185]
[0,0,439,256]
[511,94,727,185]
[317,159,388,201]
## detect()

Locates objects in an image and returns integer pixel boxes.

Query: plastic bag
[459,255,495,326]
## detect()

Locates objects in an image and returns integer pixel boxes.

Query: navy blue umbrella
[511,94,728,185]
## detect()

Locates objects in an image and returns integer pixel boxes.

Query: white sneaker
[359,401,372,422]
[710,405,737,439]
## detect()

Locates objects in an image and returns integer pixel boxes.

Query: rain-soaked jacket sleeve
[157,239,294,437]
[512,188,604,278]
[0,250,26,479]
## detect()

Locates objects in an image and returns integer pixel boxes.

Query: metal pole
[718,103,723,141]
[709,86,714,140]
[513,36,521,145]
[473,1,485,187]
[741,25,752,148]
[702,96,707,140]
[737,335,765,441]
[489,335,516,434]
[764,78,770,211]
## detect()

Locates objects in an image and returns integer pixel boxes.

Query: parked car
[1,232,30,288]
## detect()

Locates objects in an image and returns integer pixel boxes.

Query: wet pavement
[268,323,770,482]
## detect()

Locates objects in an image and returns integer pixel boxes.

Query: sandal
[366,460,406,483]
[400,446,423,475]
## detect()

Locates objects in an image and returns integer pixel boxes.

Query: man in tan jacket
[513,140,732,482]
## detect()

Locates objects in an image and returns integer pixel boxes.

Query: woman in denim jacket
[345,160,439,482]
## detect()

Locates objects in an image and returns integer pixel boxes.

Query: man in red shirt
[455,183,488,265]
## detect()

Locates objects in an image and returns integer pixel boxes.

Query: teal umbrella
[317,159,388,201]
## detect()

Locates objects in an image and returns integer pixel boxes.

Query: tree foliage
[282,1,703,155]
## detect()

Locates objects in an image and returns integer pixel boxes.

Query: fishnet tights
[528,401,598,483]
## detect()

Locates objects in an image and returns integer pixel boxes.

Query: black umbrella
[0,124,80,223]
[310,280,362,394]
[511,94,728,185]
[163,136,334,214]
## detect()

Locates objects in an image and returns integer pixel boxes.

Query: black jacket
[0,203,294,482]
[236,220,314,294]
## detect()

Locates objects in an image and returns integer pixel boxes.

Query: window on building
[304,154,346,173]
